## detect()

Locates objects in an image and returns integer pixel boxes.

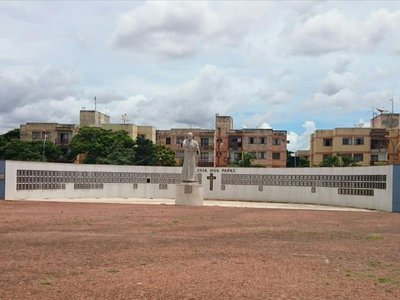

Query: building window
[272,152,281,160]
[354,137,364,145]
[323,154,330,161]
[200,152,209,161]
[166,137,171,145]
[260,137,266,144]
[323,138,333,146]
[234,152,241,160]
[273,138,281,145]
[229,137,242,147]
[342,137,352,145]
[353,153,364,162]
[32,131,42,140]
[59,133,69,145]
[371,154,378,162]
[201,138,209,147]
[138,134,146,139]
[176,136,184,145]
[176,151,184,158]
[249,137,255,144]
[258,152,266,159]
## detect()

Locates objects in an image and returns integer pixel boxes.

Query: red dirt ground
[0,201,399,300]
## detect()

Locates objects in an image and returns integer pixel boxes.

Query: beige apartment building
[20,110,156,151]
[20,123,79,149]
[371,113,400,164]
[309,128,388,166]
[79,110,156,142]
[156,115,287,168]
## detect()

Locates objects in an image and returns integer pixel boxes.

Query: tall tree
[154,144,176,166]
[68,127,136,164]
[1,140,61,161]
[230,152,255,168]
[319,154,358,167]
[134,136,156,165]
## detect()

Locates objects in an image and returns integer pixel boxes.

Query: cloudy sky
[1,1,399,150]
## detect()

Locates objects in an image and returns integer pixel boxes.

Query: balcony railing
[229,142,242,148]
[55,138,70,145]
[200,144,214,150]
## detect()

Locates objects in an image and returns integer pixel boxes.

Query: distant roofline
[80,110,110,117]
[23,122,78,126]
[372,113,400,119]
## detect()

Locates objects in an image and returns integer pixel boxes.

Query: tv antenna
[94,96,97,112]
[376,108,387,114]
[120,114,130,124]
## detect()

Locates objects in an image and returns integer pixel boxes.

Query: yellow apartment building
[20,123,79,149]
[79,110,156,142]
[310,128,388,166]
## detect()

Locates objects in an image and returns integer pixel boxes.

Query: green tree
[2,129,20,141]
[287,150,310,167]
[68,127,136,164]
[154,144,176,166]
[1,140,61,161]
[0,129,20,158]
[297,156,310,167]
[319,154,358,167]
[134,136,156,165]
[230,152,255,168]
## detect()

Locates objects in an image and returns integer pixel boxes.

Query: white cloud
[321,71,358,96]
[127,64,267,128]
[290,10,356,55]
[109,1,268,57]
[305,89,357,113]
[288,9,400,56]
[287,120,316,151]
[259,122,272,129]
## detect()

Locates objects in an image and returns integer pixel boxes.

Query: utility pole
[42,131,47,162]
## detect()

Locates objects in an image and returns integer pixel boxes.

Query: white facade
[2,160,399,212]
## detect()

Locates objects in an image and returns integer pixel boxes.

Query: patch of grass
[345,270,375,279]
[71,218,93,226]
[106,268,120,274]
[366,233,383,240]
[37,278,52,286]
[378,278,398,285]
[368,260,381,268]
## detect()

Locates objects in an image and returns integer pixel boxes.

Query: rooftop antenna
[390,97,394,129]
[94,96,97,112]
[376,107,386,114]
[120,114,130,124]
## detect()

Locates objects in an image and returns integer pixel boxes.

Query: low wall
[1,160,399,212]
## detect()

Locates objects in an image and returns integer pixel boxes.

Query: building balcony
[229,142,242,147]
[55,139,70,146]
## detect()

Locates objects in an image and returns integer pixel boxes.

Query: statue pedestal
[175,182,204,206]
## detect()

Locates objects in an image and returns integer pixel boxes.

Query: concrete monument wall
[1,160,399,212]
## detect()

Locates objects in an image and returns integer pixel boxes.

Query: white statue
[181,132,200,182]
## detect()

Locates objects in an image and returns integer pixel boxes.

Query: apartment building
[309,127,388,166]
[371,113,400,164]
[156,115,287,168]
[20,123,79,149]
[79,110,156,142]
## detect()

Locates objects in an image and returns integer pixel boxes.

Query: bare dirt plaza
[1,201,399,299]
